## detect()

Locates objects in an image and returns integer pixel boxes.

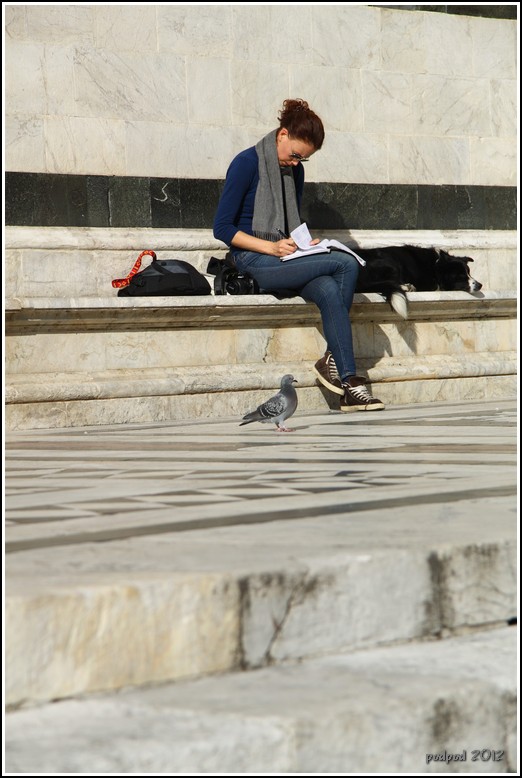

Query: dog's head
[436,251,482,292]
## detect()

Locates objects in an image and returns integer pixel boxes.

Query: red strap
[112,250,157,288]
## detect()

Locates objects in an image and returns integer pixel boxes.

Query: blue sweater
[213,145,305,253]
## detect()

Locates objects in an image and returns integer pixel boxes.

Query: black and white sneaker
[340,376,385,412]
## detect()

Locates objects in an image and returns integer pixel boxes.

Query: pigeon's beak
[292,379,298,384]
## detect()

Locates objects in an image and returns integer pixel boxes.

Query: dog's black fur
[354,245,482,318]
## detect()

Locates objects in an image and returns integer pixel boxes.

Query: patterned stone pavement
[5,399,517,553]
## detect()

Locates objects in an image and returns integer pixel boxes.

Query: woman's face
[277,128,316,167]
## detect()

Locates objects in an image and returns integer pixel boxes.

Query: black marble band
[373,5,518,20]
[5,173,516,231]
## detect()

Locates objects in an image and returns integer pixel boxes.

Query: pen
[277,229,288,239]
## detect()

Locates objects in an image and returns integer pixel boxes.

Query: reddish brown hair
[278,98,325,151]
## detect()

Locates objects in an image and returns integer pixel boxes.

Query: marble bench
[5,227,517,429]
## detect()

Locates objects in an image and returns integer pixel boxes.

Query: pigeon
[240,374,298,432]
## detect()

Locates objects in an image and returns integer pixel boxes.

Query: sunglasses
[289,152,310,163]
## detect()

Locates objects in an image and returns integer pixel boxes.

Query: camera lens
[220,269,257,295]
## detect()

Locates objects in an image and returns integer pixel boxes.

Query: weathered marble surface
[4,227,518,297]
[5,627,516,773]
[5,6,516,184]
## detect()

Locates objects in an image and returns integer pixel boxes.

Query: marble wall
[4,5,517,186]
[4,226,517,299]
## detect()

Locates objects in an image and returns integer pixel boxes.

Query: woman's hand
[273,238,297,258]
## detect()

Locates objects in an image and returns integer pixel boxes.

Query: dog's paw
[391,291,409,319]
[400,283,416,292]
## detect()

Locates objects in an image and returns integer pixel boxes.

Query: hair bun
[282,98,309,114]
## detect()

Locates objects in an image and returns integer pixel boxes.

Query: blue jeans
[234,250,360,380]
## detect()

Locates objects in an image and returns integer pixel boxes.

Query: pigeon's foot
[276,426,294,432]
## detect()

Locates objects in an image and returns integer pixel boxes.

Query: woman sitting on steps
[213,98,384,412]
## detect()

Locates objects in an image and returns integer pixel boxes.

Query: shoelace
[346,384,373,401]
[326,354,340,381]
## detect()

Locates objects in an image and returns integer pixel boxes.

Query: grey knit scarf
[252,128,301,242]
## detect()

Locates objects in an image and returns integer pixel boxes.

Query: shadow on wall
[301,182,518,232]
[300,182,419,231]
[301,196,347,231]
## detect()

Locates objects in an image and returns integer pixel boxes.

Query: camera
[220,266,259,295]
[206,255,260,296]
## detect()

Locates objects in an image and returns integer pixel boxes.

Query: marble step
[5,626,517,774]
[5,352,518,404]
[6,494,516,707]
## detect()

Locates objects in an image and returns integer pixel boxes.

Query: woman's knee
[330,250,359,267]
[331,252,360,278]
[302,275,344,305]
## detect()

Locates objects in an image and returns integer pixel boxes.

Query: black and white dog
[355,245,482,319]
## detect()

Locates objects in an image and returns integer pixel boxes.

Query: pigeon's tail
[239,412,259,426]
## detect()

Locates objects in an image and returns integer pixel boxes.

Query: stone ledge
[5,353,517,404]
[5,292,517,334]
[5,378,517,431]
[5,289,517,428]
[5,226,518,251]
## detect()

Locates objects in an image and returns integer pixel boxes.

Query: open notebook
[283,223,366,266]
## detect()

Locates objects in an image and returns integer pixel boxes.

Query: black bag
[206,254,259,295]
[113,251,211,297]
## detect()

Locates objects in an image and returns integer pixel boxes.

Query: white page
[290,223,314,250]
[326,240,366,266]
